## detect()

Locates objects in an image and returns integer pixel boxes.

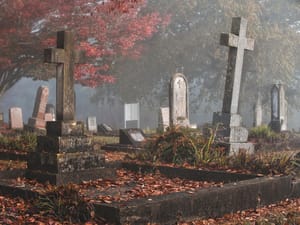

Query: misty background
[1,0,300,130]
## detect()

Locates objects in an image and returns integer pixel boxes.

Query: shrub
[146,126,225,166]
[249,125,277,140]
[34,184,94,223]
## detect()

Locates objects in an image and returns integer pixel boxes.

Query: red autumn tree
[0,0,170,95]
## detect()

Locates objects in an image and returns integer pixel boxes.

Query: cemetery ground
[0,126,299,224]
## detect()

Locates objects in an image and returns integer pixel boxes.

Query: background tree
[0,0,169,96]
[91,0,300,126]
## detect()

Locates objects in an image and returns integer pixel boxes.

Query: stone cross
[220,17,255,114]
[169,73,189,127]
[44,31,83,121]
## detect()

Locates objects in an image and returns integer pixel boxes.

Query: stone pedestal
[213,112,254,155]
[26,121,115,185]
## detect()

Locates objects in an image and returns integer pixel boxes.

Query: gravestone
[269,83,287,132]
[253,95,262,127]
[212,17,254,155]
[119,128,146,147]
[124,103,140,128]
[158,107,170,132]
[0,112,4,126]
[169,73,190,127]
[26,31,114,185]
[45,104,55,122]
[28,86,49,130]
[98,123,114,135]
[87,116,97,133]
[9,107,23,129]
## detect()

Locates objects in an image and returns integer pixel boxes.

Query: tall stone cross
[44,31,83,121]
[220,17,255,114]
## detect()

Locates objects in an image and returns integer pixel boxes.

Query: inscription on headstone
[169,73,189,127]
[9,107,23,129]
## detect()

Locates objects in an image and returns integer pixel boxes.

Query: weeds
[34,184,94,223]
[0,132,37,152]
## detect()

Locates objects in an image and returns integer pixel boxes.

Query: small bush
[34,184,94,223]
[0,132,37,152]
[146,126,225,166]
[249,125,277,140]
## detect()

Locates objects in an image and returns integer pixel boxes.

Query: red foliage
[0,0,170,87]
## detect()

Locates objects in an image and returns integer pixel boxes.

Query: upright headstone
[212,17,255,154]
[0,112,4,127]
[158,107,170,132]
[27,31,114,185]
[124,103,140,128]
[87,116,97,133]
[253,95,263,127]
[169,73,189,127]
[28,86,49,130]
[9,107,23,129]
[269,83,287,132]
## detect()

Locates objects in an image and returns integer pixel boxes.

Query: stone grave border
[0,162,299,224]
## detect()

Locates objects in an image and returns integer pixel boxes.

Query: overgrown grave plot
[97,128,300,224]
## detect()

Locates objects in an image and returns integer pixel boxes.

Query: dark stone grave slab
[102,128,147,152]
[119,128,146,147]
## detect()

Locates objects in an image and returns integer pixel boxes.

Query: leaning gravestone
[212,17,254,155]
[158,107,170,132]
[269,83,287,132]
[9,107,24,129]
[169,73,190,127]
[27,85,49,130]
[26,31,114,185]
[119,128,146,147]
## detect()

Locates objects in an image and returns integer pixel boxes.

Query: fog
[1,0,300,131]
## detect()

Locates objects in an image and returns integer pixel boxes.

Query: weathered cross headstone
[26,31,114,185]
[253,95,263,127]
[269,83,287,132]
[87,116,97,133]
[28,85,49,130]
[169,73,189,127]
[158,107,170,132]
[9,107,23,129]
[212,17,254,154]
